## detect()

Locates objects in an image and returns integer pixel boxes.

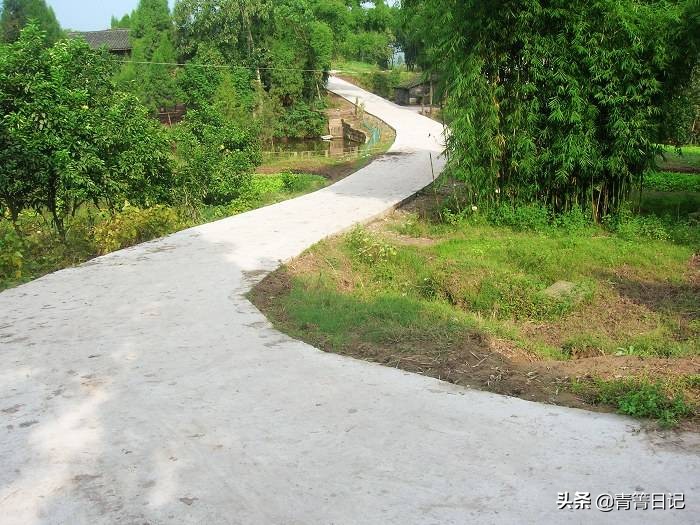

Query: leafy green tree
[174,0,332,140]
[409,0,699,218]
[0,24,172,237]
[114,0,179,111]
[172,107,262,205]
[111,13,131,29]
[0,0,61,43]
[311,0,351,54]
[131,0,172,37]
[174,0,272,65]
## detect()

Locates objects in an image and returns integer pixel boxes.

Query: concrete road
[1,77,698,524]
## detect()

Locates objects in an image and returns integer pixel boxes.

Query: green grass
[571,377,696,427]
[254,190,699,424]
[636,190,700,221]
[645,171,700,192]
[0,173,327,291]
[275,215,698,361]
[656,144,700,172]
[333,60,416,98]
[334,60,382,76]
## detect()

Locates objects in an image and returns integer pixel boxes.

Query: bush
[488,204,551,232]
[346,227,397,265]
[0,225,24,281]
[92,205,186,255]
[610,207,672,241]
[172,107,261,206]
[572,377,695,427]
[274,102,327,139]
[369,70,402,98]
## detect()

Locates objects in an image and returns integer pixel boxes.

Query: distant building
[394,74,439,106]
[68,29,132,56]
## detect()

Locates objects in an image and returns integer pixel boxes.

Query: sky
[46,1,176,31]
[45,1,397,32]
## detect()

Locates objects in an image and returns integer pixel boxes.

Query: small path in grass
[1,78,698,523]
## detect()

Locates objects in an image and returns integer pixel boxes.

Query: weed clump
[572,377,695,428]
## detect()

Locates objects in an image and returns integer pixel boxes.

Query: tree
[114,0,179,111]
[174,0,332,141]
[111,13,131,29]
[0,0,61,43]
[0,24,172,237]
[174,0,272,64]
[408,0,699,219]
[172,107,261,205]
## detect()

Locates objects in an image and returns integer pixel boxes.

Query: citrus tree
[0,24,172,237]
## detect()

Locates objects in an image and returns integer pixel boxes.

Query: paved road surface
[1,77,698,524]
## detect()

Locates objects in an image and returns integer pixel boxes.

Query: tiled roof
[68,29,131,52]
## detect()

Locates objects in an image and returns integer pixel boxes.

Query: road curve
[1,77,697,524]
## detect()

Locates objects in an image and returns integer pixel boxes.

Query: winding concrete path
[1,77,698,524]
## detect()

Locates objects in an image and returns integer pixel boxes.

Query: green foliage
[176,46,225,108]
[172,106,262,205]
[92,205,185,254]
[487,204,552,232]
[213,69,256,124]
[572,377,695,427]
[368,69,401,98]
[644,171,700,192]
[113,0,180,111]
[0,24,173,237]
[0,225,23,279]
[346,227,398,264]
[656,144,700,171]
[410,0,699,218]
[0,0,62,43]
[341,30,393,68]
[173,0,336,144]
[1,173,325,290]
[274,101,327,138]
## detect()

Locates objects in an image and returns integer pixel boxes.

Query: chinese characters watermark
[557,492,685,512]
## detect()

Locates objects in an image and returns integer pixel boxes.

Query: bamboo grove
[403,0,700,219]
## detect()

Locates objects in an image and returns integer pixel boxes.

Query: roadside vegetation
[2,0,698,428]
[334,59,415,99]
[0,0,403,290]
[253,171,700,429]
[254,0,700,429]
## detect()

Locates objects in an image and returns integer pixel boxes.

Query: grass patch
[645,171,700,192]
[571,377,696,428]
[253,188,699,427]
[656,145,700,172]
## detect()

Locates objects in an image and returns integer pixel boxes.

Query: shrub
[611,207,672,241]
[92,205,186,255]
[274,102,327,139]
[346,227,397,265]
[369,70,402,98]
[488,204,551,232]
[172,107,261,206]
[0,225,24,281]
